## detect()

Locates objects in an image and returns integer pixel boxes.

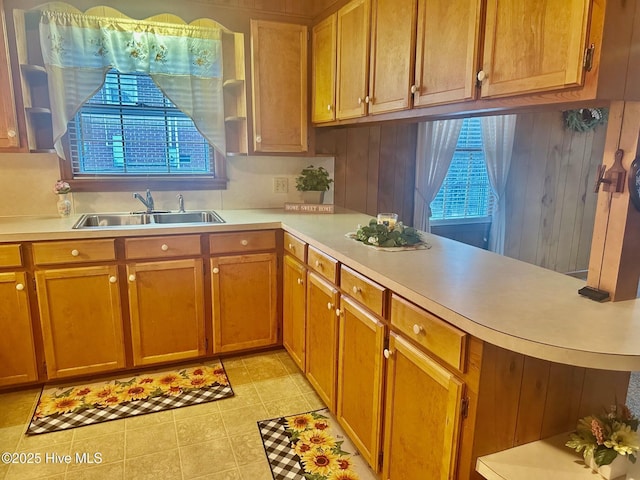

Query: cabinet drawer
[340,265,386,317]
[308,245,338,283]
[390,294,467,371]
[0,244,22,267]
[125,235,201,260]
[284,232,306,262]
[209,230,276,254]
[32,239,116,265]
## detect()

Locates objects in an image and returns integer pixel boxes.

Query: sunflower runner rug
[257,408,378,480]
[27,361,233,435]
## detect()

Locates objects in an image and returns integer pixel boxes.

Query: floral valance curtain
[39,10,225,158]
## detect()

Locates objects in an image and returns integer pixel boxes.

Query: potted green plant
[295,165,333,204]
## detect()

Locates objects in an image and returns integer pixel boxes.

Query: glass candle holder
[377,213,398,229]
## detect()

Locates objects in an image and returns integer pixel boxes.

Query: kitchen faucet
[177,194,185,213]
[133,189,155,213]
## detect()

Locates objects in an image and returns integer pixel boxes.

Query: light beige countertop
[2,208,640,371]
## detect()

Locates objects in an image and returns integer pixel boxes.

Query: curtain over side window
[39,10,225,159]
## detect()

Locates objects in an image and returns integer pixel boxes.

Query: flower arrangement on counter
[355,218,422,247]
[53,180,71,194]
[565,403,640,467]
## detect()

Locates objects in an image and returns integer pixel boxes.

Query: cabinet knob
[7,129,16,138]
[71,249,80,257]
[327,302,334,310]
[315,260,322,268]
[161,244,169,251]
[128,274,136,282]
[352,286,361,295]
[241,239,248,246]
[256,135,262,143]
[413,324,425,335]
[383,348,393,359]
[288,243,294,250]
[365,95,370,104]
[411,85,417,94]
[15,283,24,291]
[109,276,117,284]
[212,267,220,274]
[477,70,487,82]
[335,308,342,317]
[327,104,332,111]
[297,278,304,285]
[357,97,363,105]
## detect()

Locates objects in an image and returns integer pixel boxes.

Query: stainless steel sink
[72,211,225,229]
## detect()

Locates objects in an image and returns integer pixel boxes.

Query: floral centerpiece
[53,180,71,195]
[354,218,422,248]
[566,403,639,473]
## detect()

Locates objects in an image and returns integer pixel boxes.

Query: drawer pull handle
[128,274,136,282]
[413,324,425,335]
[15,283,24,291]
[109,276,117,284]
[327,302,334,310]
[297,278,304,285]
[161,244,169,251]
[212,267,220,274]
[241,240,248,246]
[383,348,393,359]
[71,249,80,257]
[352,286,361,294]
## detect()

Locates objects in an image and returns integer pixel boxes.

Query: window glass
[430,117,494,220]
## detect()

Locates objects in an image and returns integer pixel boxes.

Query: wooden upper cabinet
[311,14,337,123]
[480,0,591,98]
[336,0,371,120]
[0,0,18,149]
[368,0,417,115]
[413,0,480,107]
[250,20,308,153]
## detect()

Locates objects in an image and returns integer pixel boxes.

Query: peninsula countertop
[2,208,639,371]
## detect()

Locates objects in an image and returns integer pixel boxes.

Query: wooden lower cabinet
[283,254,306,371]
[336,296,385,471]
[211,252,278,353]
[0,271,38,386]
[35,265,125,379]
[305,271,339,411]
[127,259,206,365]
[382,332,465,480]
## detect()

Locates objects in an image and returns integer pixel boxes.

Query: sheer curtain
[39,10,225,158]
[413,119,463,231]
[481,114,517,254]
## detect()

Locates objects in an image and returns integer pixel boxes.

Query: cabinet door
[480,0,590,98]
[305,271,339,411]
[382,332,465,480]
[127,259,205,366]
[250,20,308,152]
[283,254,306,371]
[413,0,480,107]
[0,272,37,386]
[336,296,385,471]
[36,266,125,379]
[211,252,278,353]
[311,13,337,123]
[368,0,417,115]
[336,0,371,120]
[0,2,18,149]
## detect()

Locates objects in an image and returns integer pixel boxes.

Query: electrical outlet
[273,177,288,193]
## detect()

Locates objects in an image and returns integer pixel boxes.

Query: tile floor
[0,349,327,480]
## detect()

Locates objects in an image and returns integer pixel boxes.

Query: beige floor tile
[0,463,10,478]
[175,412,227,446]
[253,376,303,402]
[243,356,288,381]
[217,385,261,412]
[305,390,328,410]
[179,437,237,478]
[222,366,253,387]
[71,419,125,440]
[219,357,245,369]
[4,442,71,480]
[68,431,125,469]
[238,459,274,480]
[186,468,242,480]
[0,390,40,429]
[125,422,178,458]
[228,431,268,467]
[277,354,303,375]
[262,394,312,418]
[124,409,174,430]
[0,425,25,452]
[220,405,269,436]
[172,400,221,421]
[16,429,75,452]
[65,461,124,480]
[124,448,183,480]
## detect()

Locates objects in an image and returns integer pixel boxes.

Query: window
[67,70,213,176]
[430,117,494,221]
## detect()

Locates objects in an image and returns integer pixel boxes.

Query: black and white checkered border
[27,382,233,435]
[257,416,305,480]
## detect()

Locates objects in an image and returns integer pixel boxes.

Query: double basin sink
[73,211,225,229]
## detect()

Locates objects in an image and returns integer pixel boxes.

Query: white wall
[0,153,334,216]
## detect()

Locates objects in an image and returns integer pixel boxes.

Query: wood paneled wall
[315,123,417,224]
[504,110,607,274]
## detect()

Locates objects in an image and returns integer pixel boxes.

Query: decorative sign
[284,203,335,213]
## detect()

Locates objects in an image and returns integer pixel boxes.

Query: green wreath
[563,108,608,132]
